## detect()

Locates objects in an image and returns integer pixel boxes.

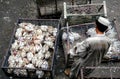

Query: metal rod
[63,2,67,19]
[70,22,94,27]
[66,3,104,8]
[66,21,70,55]
[84,67,120,69]
[61,23,95,30]
[67,13,104,16]
[103,1,107,17]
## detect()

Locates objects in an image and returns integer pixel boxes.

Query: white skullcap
[98,16,111,27]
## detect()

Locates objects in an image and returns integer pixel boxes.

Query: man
[64,16,111,79]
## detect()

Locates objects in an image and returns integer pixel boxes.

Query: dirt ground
[0,0,37,79]
[0,0,120,79]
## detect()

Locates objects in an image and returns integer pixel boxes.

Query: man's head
[95,16,110,32]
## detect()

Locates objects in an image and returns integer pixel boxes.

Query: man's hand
[69,48,76,56]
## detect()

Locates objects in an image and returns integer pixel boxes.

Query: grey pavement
[0,0,37,79]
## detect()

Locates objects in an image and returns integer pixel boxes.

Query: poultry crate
[62,20,120,79]
[1,18,60,79]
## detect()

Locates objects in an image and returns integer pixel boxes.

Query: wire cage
[63,1,107,26]
[1,19,60,79]
[62,21,120,79]
[80,66,120,79]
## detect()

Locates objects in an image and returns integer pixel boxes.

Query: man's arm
[69,40,89,56]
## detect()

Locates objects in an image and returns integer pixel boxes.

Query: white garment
[69,34,111,56]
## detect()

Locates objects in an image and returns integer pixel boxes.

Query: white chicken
[36,70,44,78]
[27,52,34,61]
[41,60,49,69]
[45,51,51,59]
[25,63,35,69]
[40,25,48,32]
[15,28,23,38]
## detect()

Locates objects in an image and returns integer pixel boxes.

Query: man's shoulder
[86,36,98,40]
[86,35,111,42]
